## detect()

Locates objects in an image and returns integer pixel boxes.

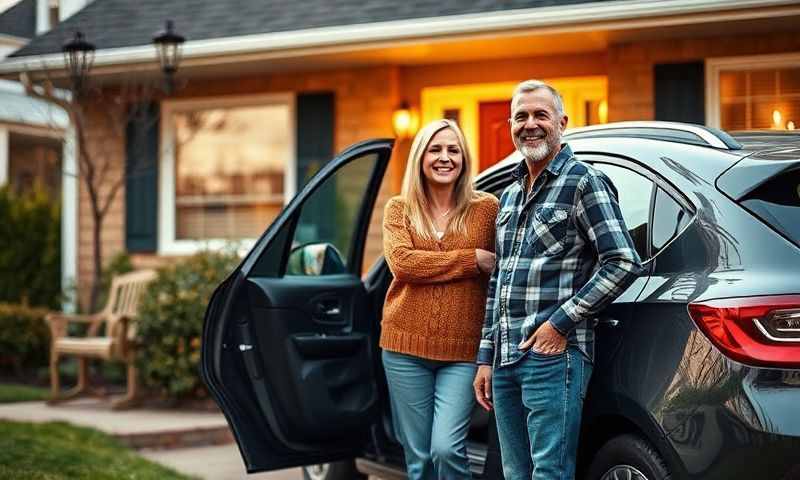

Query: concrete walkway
[141,444,301,480]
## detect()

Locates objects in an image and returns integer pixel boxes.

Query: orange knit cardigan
[379,192,499,362]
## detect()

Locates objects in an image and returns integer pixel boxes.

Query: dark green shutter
[295,92,336,243]
[125,102,159,252]
[654,62,705,125]
[296,92,335,189]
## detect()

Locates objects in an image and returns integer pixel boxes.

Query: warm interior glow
[598,100,609,124]
[773,109,783,128]
[788,121,796,131]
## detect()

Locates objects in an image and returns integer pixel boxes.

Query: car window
[251,152,380,277]
[651,187,691,255]
[592,163,654,260]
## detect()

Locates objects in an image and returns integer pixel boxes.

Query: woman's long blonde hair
[400,119,477,241]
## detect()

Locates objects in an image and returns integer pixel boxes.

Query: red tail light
[688,295,800,369]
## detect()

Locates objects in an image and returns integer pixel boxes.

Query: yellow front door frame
[421,76,607,172]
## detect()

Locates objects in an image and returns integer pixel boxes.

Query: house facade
[0,0,798,309]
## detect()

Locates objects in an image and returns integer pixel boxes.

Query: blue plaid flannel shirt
[477,144,644,367]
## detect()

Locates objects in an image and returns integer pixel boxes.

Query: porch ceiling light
[392,102,419,140]
[153,20,185,92]
[62,31,95,94]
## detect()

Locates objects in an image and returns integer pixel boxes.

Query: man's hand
[519,321,566,355]
[476,249,496,274]
[473,365,493,411]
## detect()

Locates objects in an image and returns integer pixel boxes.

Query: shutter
[654,62,705,125]
[125,102,159,252]
[295,92,336,242]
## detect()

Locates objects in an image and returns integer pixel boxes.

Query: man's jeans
[492,347,593,480]
[382,349,476,480]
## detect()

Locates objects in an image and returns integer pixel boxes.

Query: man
[473,80,644,480]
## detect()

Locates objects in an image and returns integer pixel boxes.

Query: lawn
[0,383,49,403]
[0,420,193,480]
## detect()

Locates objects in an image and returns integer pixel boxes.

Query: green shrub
[135,250,239,400]
[0,186,61,309]
[0,303,51,377]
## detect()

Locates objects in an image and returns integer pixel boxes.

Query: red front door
[479,100,515,172]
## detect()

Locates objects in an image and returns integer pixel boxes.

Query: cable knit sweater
[380,192,499,362]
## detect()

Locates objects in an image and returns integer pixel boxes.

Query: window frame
[159,93,297,255]
[705,52,800,129]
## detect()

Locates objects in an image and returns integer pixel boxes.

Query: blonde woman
[380,119,499,479]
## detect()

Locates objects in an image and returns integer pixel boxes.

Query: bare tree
[21,71,160,312]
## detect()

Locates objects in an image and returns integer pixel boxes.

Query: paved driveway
[141,443,302,479]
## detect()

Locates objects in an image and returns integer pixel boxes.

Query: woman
[380,119,498,479]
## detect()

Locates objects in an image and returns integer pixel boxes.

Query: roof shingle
[0,0,36,40]
[11,0,606,57]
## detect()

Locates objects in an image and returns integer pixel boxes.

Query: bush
[0,303,51,377]
[0,186,61,308]
[135,250,239,401]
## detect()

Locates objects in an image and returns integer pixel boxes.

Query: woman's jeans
[382,349,477,480]
[492,348,593,480]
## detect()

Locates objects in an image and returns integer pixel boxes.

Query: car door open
[201,139,394,473]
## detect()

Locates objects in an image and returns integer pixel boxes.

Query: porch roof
[11,0,607,58]
[0,0,798,81]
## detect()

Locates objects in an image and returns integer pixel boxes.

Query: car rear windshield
[740,168,800,245]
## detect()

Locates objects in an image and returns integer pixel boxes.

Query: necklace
[437,207,452,219]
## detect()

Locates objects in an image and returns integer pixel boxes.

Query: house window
[161,94,295,253]
[708,54,800,131]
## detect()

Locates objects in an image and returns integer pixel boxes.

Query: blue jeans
[382,349,477,480]
[492,348,592,480]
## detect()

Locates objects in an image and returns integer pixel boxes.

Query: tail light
[687,295,800,368]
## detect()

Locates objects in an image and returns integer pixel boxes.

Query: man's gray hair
[511,80,565,116]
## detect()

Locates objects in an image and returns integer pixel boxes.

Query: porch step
[0,397,233,450]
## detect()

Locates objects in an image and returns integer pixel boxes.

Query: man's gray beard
[519,141,551,163]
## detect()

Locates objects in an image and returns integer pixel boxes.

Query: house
[0,0,67,197]
[0,0,797,310]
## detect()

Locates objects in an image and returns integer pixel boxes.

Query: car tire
[586,434,671,480]
[302,460,366,480]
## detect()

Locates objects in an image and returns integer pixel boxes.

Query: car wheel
[302,460,366,480]
[586,434,670,480]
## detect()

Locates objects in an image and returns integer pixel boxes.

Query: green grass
[0,383,49,403]
[0,420,194,480]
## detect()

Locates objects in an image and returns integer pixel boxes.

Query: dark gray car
[201,122,800,480]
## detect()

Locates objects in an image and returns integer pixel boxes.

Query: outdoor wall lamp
[392,101,419,140]
[153,20,186,94]
[61,21,185,95]
[61,31,95,94]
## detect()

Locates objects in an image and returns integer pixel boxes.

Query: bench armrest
[46,313,102,339]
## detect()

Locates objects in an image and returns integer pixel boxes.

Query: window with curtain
[173,102,292,240]
[719,66,800,131]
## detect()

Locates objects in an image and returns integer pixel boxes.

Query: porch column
[62,127,78,313]
[0,127,7,186]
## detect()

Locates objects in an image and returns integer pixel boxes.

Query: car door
[201,139,394,473]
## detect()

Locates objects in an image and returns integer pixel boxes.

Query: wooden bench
[46,269,157,409]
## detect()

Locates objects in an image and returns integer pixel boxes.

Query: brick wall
[608,31,800,122]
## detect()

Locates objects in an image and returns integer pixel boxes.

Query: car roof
[730,131,800,161]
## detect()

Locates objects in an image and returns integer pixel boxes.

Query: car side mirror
[286,242,346,276]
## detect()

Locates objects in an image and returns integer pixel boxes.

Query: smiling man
[473,80,644,480]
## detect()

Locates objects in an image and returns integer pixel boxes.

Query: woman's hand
[476,249,495,274]
[473,365,493,411]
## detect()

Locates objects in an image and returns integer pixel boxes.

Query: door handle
[598,318,621,327]
[313,300,343,322]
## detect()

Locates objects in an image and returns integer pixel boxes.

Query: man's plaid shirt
[477,144,644,367]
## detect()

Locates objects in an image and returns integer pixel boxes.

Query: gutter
[0,0,798,75]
